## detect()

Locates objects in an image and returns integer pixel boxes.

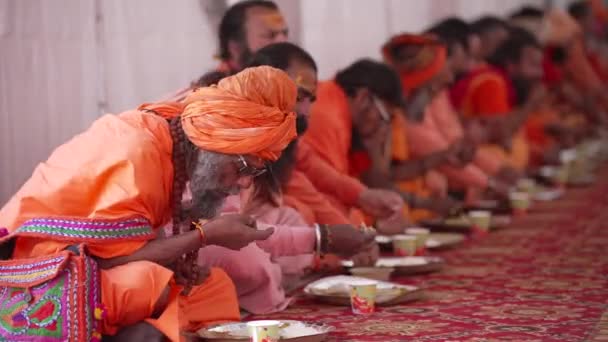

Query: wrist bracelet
[319,224,331,254]
[192,220,208,246]
[314,224,322,255]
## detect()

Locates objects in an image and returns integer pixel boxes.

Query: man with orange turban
[382,32,510,205]
[0,66,298,341]
[166,2,405,228]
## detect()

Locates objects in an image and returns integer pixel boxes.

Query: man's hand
[455,139,477,165]
[422,196,463,217]
[357,188,404,219]
[204,214,274,250]
[495,166,521,185]
[375,213,411,235]
[175,264,211,287]
[326,224,376,257]
[351,243,380,267]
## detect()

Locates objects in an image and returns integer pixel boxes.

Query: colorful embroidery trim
[0,254,67,287]
[0,253,101,341]
[14,217,155,242]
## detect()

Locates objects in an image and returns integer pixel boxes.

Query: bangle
[314,224,322,256]
[319,224,331,254]
[192,220,208,245]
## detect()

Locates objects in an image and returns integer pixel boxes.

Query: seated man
[193,48,404,231]
[0,67,299,341]
[304,59,460,223]
[196,43,383,314]
[382,32,510,205]
[451,27,549,176]
[163,0,289,101]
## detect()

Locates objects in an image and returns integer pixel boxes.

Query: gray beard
[188,190,227,220]
[183,147,240,221]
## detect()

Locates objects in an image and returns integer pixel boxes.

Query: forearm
[391,152,447,181]
[255,223,315,257]
[98,230,202,269]
[505,107,534,135]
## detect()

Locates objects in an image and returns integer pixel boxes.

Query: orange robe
[455,65,529,172]
[0,111,240,341]
[391,114,436,222]
[281,140,366,225]
[301,81,377,223]
[407,91,490,201]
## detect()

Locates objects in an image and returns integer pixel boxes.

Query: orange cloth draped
[304,81,354,176]
[524,107,561,165]
[282,140,366,225]
[303,80,404,224]
[0,112,240,340]
[0,67,303,340]
[542,10,605,96]
[407,91,490,202]
[590,0,608,23]
[142,66,298,162]
[296,141,365,208]
[382,33,447,94]
[453,65,530,172]
[391,115,434,222]
[283,170,352,225]
[383,33,491,202]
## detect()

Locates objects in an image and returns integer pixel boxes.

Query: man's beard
[188,188,231,219]
[511,76,534,106]
[296,114,308,135]
[237,46,254,71]
[186,152,240,220]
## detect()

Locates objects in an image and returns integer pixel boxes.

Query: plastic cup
[469,210,492,234]
[349,281,377,315]
[247,320,281,342]
[516,178,536,194]
[392,235,417,256]
[405,228,430,255]
[510,192,531,216]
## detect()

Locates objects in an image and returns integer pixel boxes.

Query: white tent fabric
[0,0,560,203]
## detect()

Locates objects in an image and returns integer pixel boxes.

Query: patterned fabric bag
[0,245,103,341]
[0,216,155,341]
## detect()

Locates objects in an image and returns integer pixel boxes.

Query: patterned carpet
[248,178,608,341]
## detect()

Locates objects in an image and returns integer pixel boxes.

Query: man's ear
[353,88,371,108]
[227,40,244,63]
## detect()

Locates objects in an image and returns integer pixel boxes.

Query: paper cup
[469,210,492,234]
[247,320,281,342]
[350,281,377,315]
[510,192,530,216]
[405,228,430,255]
[559,149,577,164]
[555,166,569,187]
[516,178,536,194]
[392,235,417,256]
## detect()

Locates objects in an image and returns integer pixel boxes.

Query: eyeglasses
[237,155,268,177]
[372,96,391,123]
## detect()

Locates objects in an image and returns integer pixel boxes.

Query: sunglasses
[237,155,268,177]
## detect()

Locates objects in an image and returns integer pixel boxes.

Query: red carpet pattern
[248,178,608,341]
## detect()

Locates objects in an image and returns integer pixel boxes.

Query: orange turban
[382,33,447,94]
[540,9,582,45]
[140,66,297,161]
